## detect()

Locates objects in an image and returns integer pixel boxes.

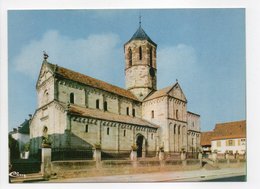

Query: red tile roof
[201,131,214,146]
[46,62,139,101]
[211,120,246,140]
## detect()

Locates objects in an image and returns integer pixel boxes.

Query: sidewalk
[47,166,246,183]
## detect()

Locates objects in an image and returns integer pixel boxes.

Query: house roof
[18,119,30,134]
[125,26,157,47]
[201,131,214,146]
[211,120,246,140]
[45,62,139,101]
[65,103,159,129]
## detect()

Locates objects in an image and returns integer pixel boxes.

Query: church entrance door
[136,134,144,158]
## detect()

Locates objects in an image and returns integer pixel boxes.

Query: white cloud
[14,30,123,85]
[157,44,198,87]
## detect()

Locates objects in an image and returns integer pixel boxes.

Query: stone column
[130,150,137,161]
[212,151,217,163]
[225,153,230,164]
[159,150,165,161]
[41,146,52,179]
[93,147,101,168]
[181,151,187,166]
[198,152,203,167]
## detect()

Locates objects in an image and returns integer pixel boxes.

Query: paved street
[47,166,246,183]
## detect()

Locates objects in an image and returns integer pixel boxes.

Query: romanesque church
[29,24,201,159]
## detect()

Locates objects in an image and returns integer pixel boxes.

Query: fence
[51,148,93,161]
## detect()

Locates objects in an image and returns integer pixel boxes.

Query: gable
[167,83,187,102]
[36,62,54,88]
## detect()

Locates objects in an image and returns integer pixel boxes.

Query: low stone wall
[51,159,201,179]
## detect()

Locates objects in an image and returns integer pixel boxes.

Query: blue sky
[8,9,245,131]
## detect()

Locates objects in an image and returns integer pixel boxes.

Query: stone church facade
[29,24,201,158]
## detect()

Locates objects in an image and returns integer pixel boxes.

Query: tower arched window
[126,107,129,115]
[139,46,142,60]
[174,125,176,134]
[96,99,100,109]
[151,110,154,118]
[178,125,180,135]
[70,93,74,104]
[176,109,179,120]
[104,101,108,111]
[150,48,153,67]
[107,127,110,135]
[123,130,126,137]
[128,48,132,67]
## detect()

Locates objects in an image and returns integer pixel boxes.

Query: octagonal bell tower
[124,23,157,101]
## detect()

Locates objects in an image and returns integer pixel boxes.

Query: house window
[85,125,88,133]
[96,99,99,109]
[128,48,132,67]
[149,48,153,67]
[139,46,142,60]
[126,107,129,115]
[151,110,154,118]
[132,109,135,117]
[226,139,234,146]
[70,93,74,104]
[217,140,221,147]
[104,101,108,111]
[176,110,179,120]
[107,127,110,135]
[123,130,126,137]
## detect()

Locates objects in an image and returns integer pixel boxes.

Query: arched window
[151,110,154,118]
[107,127,110,135]
[132,108,135,117]
[85,125,88,133]
[139,46,142,60]
[176,110,179,120]
[70,93,74,104]
[128,48,132,67]
[104,101,108,111]
[126,107,129,115]
[151,133,153,140]
[174,125,176,134]
[150,48,153,67]
[123,130,126,137]
[178,125,180,135]
[96,99,100,109]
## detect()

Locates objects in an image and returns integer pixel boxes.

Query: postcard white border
[1,0,259,189]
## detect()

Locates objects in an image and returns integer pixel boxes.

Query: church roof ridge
[44,62,139,101]
[143,83,177,101]
[125,26,157,47]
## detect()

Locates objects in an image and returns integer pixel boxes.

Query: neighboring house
[201,120,246,155]
[211,120,246,154]
[187,111,201,152]
[201,131,213,154]
[29,23,200,158]
[9,117,30,154]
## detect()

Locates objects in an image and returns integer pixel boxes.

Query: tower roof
[125,26,157,47]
